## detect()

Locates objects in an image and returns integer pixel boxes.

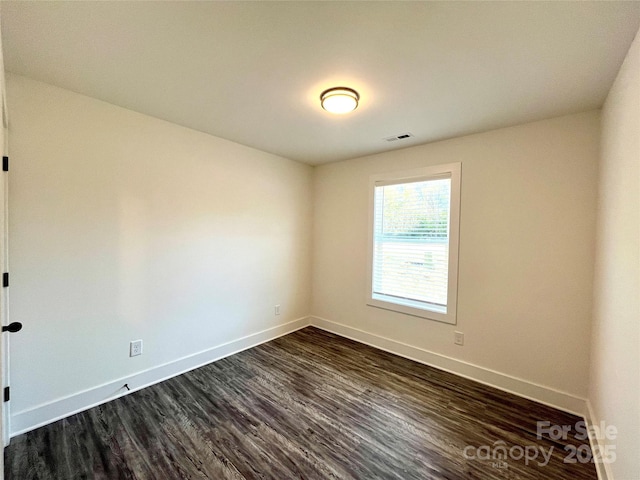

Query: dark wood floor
[5,327,596,479]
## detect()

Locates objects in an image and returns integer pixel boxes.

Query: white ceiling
[2,2,639,165]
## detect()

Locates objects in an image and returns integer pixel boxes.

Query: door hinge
[2,272,8,288]
[2,156,7,172]
[4,387,9,402]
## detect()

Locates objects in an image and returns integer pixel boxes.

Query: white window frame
[366,163,461,324]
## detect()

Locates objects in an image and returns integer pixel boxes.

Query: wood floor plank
[5,327,597,479]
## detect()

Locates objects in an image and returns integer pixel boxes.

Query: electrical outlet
[454,331,464,346]
[130,340,143,357]
[274,304,281,315]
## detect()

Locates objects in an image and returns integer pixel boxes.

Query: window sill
[366,298,456,325]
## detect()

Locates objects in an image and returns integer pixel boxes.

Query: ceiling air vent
[384,132,414,142]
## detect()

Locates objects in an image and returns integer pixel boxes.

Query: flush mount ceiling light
[320,87,359,114]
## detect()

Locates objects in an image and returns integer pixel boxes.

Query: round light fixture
[320,87,359,114]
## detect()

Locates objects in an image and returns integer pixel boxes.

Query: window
[367,163,461,324]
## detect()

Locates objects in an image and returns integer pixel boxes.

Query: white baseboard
[309,316,587,416]
[11,317,311,437]
[12,315,589,441]
[584,400,613,480]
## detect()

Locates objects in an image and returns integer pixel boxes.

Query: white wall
[6,74,313,431]
[312,111,599,408]
[589,28,640,480]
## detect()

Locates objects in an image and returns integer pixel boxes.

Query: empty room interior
[0,2,638,479]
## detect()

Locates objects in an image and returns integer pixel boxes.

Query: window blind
[372,176,451,313]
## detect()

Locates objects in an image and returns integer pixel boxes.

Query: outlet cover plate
[130,340,143,357]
